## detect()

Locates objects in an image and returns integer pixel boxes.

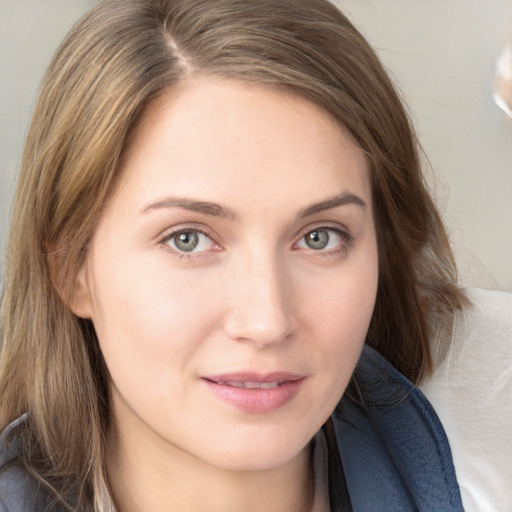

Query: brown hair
[0,0,466,507]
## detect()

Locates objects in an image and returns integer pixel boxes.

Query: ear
[48,248,94,319]
[69,263,94,319]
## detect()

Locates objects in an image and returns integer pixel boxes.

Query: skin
[72,78,379,512]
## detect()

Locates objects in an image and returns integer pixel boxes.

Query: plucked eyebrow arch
[141,197,238,220]
[297,192,367,218]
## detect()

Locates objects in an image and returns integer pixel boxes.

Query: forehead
[116,78,370,211]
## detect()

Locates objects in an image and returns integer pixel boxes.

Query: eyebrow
[141,197,238,219]
[297,192,367,218]
[141,191,366,219]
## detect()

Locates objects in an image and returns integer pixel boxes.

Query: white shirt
[420,288,512,512]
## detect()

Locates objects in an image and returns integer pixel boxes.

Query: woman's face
[73,79,378,472]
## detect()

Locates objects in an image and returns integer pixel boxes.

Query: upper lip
[202,372,304,385]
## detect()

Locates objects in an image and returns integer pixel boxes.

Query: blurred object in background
[494,43,512,118]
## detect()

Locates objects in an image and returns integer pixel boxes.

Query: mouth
[207,379,291,389]
[201,373,305,413]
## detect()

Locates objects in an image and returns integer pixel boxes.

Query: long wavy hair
[0,0,466,508]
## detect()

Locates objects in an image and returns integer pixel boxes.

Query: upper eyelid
[156,222,351,248]
[158,227,220,259]
[294,222,351,240]
[158,224,217,243]
[293,224,353,249]
[292,226,354,258]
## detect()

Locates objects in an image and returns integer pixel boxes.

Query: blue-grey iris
[305,230,329,250]
[174,230,199,252]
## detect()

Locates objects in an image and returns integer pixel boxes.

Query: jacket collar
[326,345,464,512]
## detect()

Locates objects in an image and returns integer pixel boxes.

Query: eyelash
[158,225,353,259]
[294,225,353,258]
[158,227,219,259]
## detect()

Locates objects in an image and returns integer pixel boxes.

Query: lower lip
[203,378,304,413]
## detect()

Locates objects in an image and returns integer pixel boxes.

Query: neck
[105,415,314,512]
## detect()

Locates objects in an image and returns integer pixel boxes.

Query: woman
[0,0,471,510]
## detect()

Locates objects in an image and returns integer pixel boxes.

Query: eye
[295,227,351,254]
[162,229,217,254]
[303,229,330,250]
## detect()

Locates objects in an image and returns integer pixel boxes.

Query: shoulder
[0,415,53,512]
[420,287,512,511]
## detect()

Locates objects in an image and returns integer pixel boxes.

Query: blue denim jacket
[0,345,464,511]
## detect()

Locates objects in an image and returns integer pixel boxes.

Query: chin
[195,426,313,472]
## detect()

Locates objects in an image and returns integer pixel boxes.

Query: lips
[215,380,282,389]
[202,372,305,413]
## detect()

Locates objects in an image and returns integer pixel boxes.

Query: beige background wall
[1,1,511,291]
[337,0,512,292]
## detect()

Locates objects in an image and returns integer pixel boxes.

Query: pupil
[306,230,329,250]
[175,231,199,252]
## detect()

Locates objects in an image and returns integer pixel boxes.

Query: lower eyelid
[294,227,353,253]
[158,225,352,257]
[159,228,222,257]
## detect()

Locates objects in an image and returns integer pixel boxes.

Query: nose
[222,253,296,348]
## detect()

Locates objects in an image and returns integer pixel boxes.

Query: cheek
[304,247,378,381]
[311,242,378,319]
[86,254,223,384]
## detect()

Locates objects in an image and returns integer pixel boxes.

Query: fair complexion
[72,79,378,512]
